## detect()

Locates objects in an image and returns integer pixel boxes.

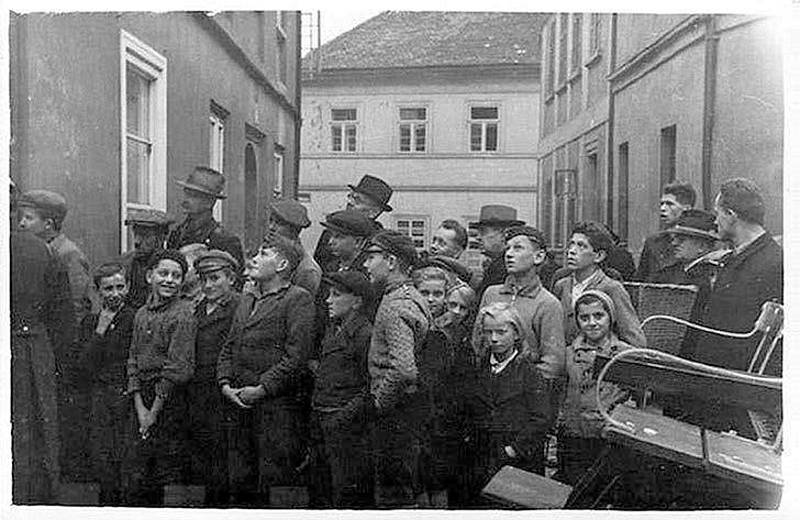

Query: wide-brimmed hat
[347,175,393,212]
[270,199,311,229]
[176,166,227,199]
[664,209,718,241]
[470,205,525,228]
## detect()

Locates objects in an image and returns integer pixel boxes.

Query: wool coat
[167,213,244,270]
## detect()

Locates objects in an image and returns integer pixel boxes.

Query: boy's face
[146,259,184,300]
[505,235,543,274]
[660,194,689,226]
[17,207,50,236]
[200,269,235,303]
[566,233,604,273]
[446,290,471,323]
[576,300,611,344]
[417,278,447,317]
[97,273,128,311]
[483,315,518,358]
[363,250,392,285]
[326,286,362,320]
[246,245,285,282]
[328,230,361,260]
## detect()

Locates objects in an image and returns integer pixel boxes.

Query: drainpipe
[293,10,302,198]
[605,14,618,231]
[700,15,719,210]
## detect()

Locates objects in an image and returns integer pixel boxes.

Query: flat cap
[321,209,375,238]
[271,199,311,229]
[323,271,372,299]
[364,230,419,266]
[124,207,171,228]
[194,249,240,274]
[504,225,547,250]
[419,254,472,284]
[17,189,68,223]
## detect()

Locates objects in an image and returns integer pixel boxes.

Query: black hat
[347,175,393,212]
[270,199,311,229]
[363,230,418,266]
[176,166,227,199]
[470,204,525,228]
[420,254,472,284]
[322,271,371,299]
[505,225,547,250]
[665,209,718,241]
[321,209,375,238]
[194,249,240,274]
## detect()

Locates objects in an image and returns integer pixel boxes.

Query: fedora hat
[347,175,393,212]
[470,205,525,228]
[176,166,227,199]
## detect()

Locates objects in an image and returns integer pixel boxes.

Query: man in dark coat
[681,179,782,438]
[167,166,244,269]
[267,199,322,297]
[313,174,392,273]
[471,205,525,301]
[10,230,72,504]
[119,207,171,309]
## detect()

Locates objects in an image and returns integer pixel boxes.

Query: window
[554,168,577,249]
[660,125,677,188]
[463,216,484,271]
[558,13,569,86]
[545,18,556,98]
[589,13,601,58]
[120,30,167,252]
[618,142,629,242]
[276,15,288,86]
[571,14,582,75]
[209,108,225,221]
[469,106,499,152]
[273,145,284,197]
[541,166,554,244]
[398,107,427,153]
[331,108,357,152]
[395,217,428,251]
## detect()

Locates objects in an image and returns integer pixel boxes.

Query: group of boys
[9,167,782,508]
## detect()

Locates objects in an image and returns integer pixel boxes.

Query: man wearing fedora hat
[267,199,323,297]
[167,166,244,270]
[471,205,525,300]
[660,209,721,286]
[313,175,393,273]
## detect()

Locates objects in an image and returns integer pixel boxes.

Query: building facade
[299,12,547,268]
[10,11,303,262]
[538,13,783,258]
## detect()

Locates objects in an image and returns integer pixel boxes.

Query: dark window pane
[126,138,150,204]
[331,125,342,151]
[331,108,357,121]
[470,124,482,151]
[346,125,357,152]
[399,124,411,152]
[414,125,426,152]
[470,106,498,120]
[485,123,498,151]
[399,108,426,120]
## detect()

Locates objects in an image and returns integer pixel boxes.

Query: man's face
[363,250,392,285]
[17,207,50,236]
[328,230,361,260]
[132,226,166,252]
[181,188,216,215]
[200,269,235,303]
[483,315,518,358]
[346,190,381,219]
[714,193,736,241]
[504,235,543,275]
[478,225,505,255]
[97,273,128,311]
[566,233,604,273]
[267,215,296,240]
[326,286,361,320]
[246,245,285,282]
[146,259,184,300]
[431,226,462,258]
[660,194,689,226]
[417,278,447,317]
[670,234,713,261]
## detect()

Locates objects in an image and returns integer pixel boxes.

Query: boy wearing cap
[185,250,241,505]
[167,166,244,269]
[552,221,645,349]
[310,271,374,507]
[120,208,171,309]
[320,209,375,273]
[362,230,431,507]
[217,237,315,506]
[471,205,525,300]
[268,199,322,297]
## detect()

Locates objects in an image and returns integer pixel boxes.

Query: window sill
[568,69,582,82]
[584,51,602,67]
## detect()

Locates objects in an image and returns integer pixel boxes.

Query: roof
[306,11,548,71]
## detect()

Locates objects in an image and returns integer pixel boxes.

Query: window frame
[544,18,557,101]
[467,104,500,153]
[397,105,429,154]
[119,30,167,253]
[330,106,359,153]
[209,107,226,221]
[394,215,430,252]
[585,13,602,66]
[569,13,583,80]
[557,13,570,90]
[273,144,285,198]
[276,12,288,87]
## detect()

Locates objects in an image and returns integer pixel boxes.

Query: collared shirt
[733,230,766,257]
[490,349,518,375]
[249,279,291,317]
[570,268,604,306]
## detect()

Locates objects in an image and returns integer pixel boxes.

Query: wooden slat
[482,465,573,509]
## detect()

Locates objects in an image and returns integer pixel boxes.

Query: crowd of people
[9,168,783,508]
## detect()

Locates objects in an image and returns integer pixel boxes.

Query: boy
[552,221,645,348]
[124,249,197,506]
[74,263,136,505]
[217,236,315,507]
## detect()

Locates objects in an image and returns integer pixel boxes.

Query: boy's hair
[93,262,127,288]
[439,219,468,250]
[571,221,614,255]
[412,266,449,287]
[718,178,765,226]
[147,248,189,277]
[663,182,697,207]
[262,234,302,277]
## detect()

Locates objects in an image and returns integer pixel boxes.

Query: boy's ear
[533,248,546,265]
[594,249,607,264]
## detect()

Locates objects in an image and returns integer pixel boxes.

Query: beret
[321,209,375,238]
[323,271,372,299]
[124,207,171,228]
[17,189,68,223]
[364,230,419,266]
[504,225,547,250]
[271,199,311,229]
[194,249,240,274]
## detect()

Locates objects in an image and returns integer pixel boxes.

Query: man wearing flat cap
[167,166,244,270]
[471,205,525,300]
[320,209,375,274]
[267,199,322,297]
[313,174,393,273]
[120,207,172,309]
[362,230,431,507]
[185,249,241,505]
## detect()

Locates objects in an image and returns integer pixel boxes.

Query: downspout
[293,10,302,198]
[605,13,618,231]
[700,15,718,210]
